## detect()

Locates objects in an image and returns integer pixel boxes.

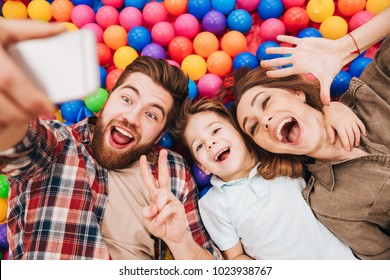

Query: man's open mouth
[275,117,300,144]
[214,147,230,162]
[109,126,135,148]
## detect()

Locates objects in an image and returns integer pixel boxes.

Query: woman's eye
[262,96,270,110]
[250,123,259,136]
[212,128,221,135]
[146,112,157,120]
[196,143,203,152]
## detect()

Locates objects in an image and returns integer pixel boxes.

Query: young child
[172,98,358,260]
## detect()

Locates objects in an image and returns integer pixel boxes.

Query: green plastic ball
[0,175,9,199]
[84,88,109,113]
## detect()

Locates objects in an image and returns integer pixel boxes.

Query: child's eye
[250,123,259,136]
[146,112,157,120]
[212,128,221,135]
[196,143,203,152]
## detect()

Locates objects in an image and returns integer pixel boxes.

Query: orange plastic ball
[103,25,128,50]
[62,22,79,31]
[28,0,52,22]
[193,32,219,58]
[207,51,232,77]
[366,0,390,15]
[164,0,187,16]
[0,198,7,223]
[2,0,28,19]
[181,54,207,81]
[338,0,366,17]
[51,0,74,22]
[319,16,348,39]
[221,31,247,58]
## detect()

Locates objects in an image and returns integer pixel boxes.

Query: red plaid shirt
[0,117,221,260]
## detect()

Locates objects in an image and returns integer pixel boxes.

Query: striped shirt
[0,117,221,260]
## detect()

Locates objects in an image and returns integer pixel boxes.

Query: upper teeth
[115,127,133,138]
[276,118,292,141]
[214,148,229,161]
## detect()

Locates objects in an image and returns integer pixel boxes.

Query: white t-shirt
[199,165,357,260]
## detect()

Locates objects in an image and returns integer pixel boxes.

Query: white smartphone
[7,30,100,104]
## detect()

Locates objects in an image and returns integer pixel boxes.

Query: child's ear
[197,163,211,175]
[294,90,306,103]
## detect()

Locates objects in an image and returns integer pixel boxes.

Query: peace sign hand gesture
[140,149,188,244]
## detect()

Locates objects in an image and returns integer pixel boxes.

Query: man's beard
[91,117,160,170]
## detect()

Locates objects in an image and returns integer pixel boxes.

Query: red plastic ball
[282,7,310,35]
[282,0,305,9]
[349,10,375,32]
[168,36,194,63]
[97,42,113,67]
[106,68,124,91]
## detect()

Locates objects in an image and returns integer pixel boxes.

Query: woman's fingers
[260,56,292,68]
[276,35,300,45]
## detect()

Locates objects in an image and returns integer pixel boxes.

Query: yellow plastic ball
[27,0,52,22]
[113,46,139,70]
[2,1,28,19]
[181,55,207,81]
[366,0,390,15]
[0,198,7,223]
[62,22,79,31]
[320,16,348,40]
[306,0,335,23]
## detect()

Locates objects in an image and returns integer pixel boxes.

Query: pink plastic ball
[119,7,143,32]
[197,73,223,99]
[70,4,95,28]
[151,22,175,46]
[174,13,200,40]
[166,59,180,67]
[142,1,168,26]
[282,0,306,9]
[82,23,104,43]
[102,0,124,9]
[96,6,119,30]
[259,18,286,42]
[236,0,260,12]
[349,11,375,32]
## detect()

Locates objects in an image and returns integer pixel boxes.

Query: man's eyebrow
[242,92,263,133]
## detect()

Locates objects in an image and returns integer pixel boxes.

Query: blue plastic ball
[297,27,323,38]
[61,100,85,123]
[99,65,107,88]
[192,164,212,187]
[211,0,236,15]
[202,10,226,36]
[330,70,352,98]
[128,26,152,52]
[348,57,372,78]
[71,0,94,7]
[141,43,166,59]
[158,131,174,149]
[124,0,146,9]
[199,184,212,198]
[225,101,233,110]
[233,52,259,70]
[188,0,212,20]
[77,106,95,122]
[188,79,198,100]
[227,9,252,33]
[256,41,282,61]
[257,0,284,20]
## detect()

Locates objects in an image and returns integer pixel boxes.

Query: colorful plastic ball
[237,0,260,12]
[61,100,85,123]
[233,52,259,70]
[142,1,167,26]
[202,10,226,36]
[199,184,212,198]
[77,106,94,122]
[259,18,286,42]
[62,22,79,31]
[27,0,52,21]
[227,9,252,34]
[166,59,180,67]
[2,0,27,19]
[320,16,348,40]
[84,88,109,113]
[192,164,212,187]
[0,222,8,251]
[349,11,375,32]
[164,0,187,16]
[348,57,373,78]
[119,7,143,31]
[187,0,212,20]
[366,0,390,15]
[188,79,198,100]
[168,36,194,63]
[102,0,124,9]
[282,0,305,9]
[124,0,145,10]
[158,132,175,149]
[197,73,223,99]
[51,0,74,22]
[221,31,247,58]
[330,70,352,98]
[104,25,128,50]
[71,0,94,7]
[151,21,175,46]
[337,0,366,17]
[207,51,232,77]
[297,27,323,38]
[181,54,207,81]
[282,7,309,35]
[82,23,104,43]
[70,4,95,28]
[0,199,7,223]
[257,0,284,20]
[256,41,282,61]
[97,42,113,66]
[193,32,219,58]
[99,66,107,88]
[306,0,335,23]
[0,175,9,199]
[174,13,201,40]
[96,5,119,30]
[141,43,166,59]
[106,68,124,91]
[114,46,139,69]
[211,0,236,15]
[127,26,152,51]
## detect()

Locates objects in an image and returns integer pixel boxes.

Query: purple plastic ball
[192,164,212,187]
[141,43,166,59]
[202,10,227,36]
[0,223,8,251]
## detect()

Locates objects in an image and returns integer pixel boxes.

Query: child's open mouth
[214,147,230,162]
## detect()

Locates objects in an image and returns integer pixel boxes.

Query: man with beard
[0,19,221,260]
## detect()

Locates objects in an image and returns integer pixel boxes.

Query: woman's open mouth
[109,126,135,149]
[275,117,301,144]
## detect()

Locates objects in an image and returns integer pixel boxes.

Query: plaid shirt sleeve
[152,149,222,260]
